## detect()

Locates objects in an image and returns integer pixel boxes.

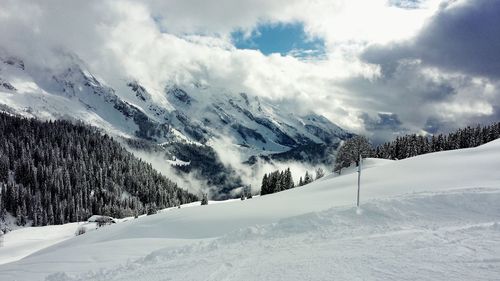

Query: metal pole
[357,154,361,207]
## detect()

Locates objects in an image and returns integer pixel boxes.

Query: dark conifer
[201,193,208,205]
[260,167,295,195]
[372,122,500,161]
[0,112,197,227]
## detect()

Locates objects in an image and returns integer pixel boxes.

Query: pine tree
[243,185,252,199]
[201,193,208,205]
[261,174,269,195]
[334,136,372,173]
[315,168,325,180]
[260,168,294,195]
[303,171,313,185]
[0,155,9,182]
[284,168,294,190]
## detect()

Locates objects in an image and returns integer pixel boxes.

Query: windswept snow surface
[1,140,500,280]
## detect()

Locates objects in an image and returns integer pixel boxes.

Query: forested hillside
[0,113,197,229]
[373,123,500,160]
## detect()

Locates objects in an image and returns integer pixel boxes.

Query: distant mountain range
[0,51,352,197]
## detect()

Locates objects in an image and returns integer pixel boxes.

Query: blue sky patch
[231,22,325,58]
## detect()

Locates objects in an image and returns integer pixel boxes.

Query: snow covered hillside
[1,140,500,280]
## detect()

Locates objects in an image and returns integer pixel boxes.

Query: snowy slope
[0,222,99,265]
[1,139,499,280]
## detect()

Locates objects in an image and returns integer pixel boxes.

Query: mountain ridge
[0,50,352,196]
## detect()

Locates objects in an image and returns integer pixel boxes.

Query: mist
[122,136,333,200]
[123,144,210,197]
[209,136,333,197]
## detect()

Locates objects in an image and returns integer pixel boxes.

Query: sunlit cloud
[0,0,498,139]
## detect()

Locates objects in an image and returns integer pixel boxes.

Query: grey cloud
[361,43,409,78]
[146,0,301,35]
[360,112,407,145]
[388,0,425,10]
[364,0,500,79]
[362,112,403,131]
[341,60,457,114]
[354,0,500,139]
[455,104,500,129]
[338,55,499,140]
[424,102,500,134]
[423,117,451,134]
[415,0,500,79]
[0,0,119,72]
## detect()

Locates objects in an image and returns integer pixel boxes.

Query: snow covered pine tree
[334,136,372,174]
[334,136,372,206]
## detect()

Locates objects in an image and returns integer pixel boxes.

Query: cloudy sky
[1,0,499,142]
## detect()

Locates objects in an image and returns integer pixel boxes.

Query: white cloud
[0,0,497,138]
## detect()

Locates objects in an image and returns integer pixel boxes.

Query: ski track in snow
[46,188,500,281]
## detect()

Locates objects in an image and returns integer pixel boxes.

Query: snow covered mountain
[0,54,167,141]
[1,138,499,280]
[0,51,351,195]
[0,51,350,156]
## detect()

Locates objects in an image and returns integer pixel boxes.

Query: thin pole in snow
[357,154,362,207]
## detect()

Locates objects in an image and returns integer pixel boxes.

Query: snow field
[46,188,500,281]
[1,139,500,280]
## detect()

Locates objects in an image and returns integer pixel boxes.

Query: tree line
[260,167,325,196]
[373,123,500,160]
[334,122,500,173]
[0,113,197,230]
[260,168,294,195]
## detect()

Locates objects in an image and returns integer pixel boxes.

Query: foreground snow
[0,201,233,266]
[0,223,87,265]
[48,188,500,281]
[1,140,500,280]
